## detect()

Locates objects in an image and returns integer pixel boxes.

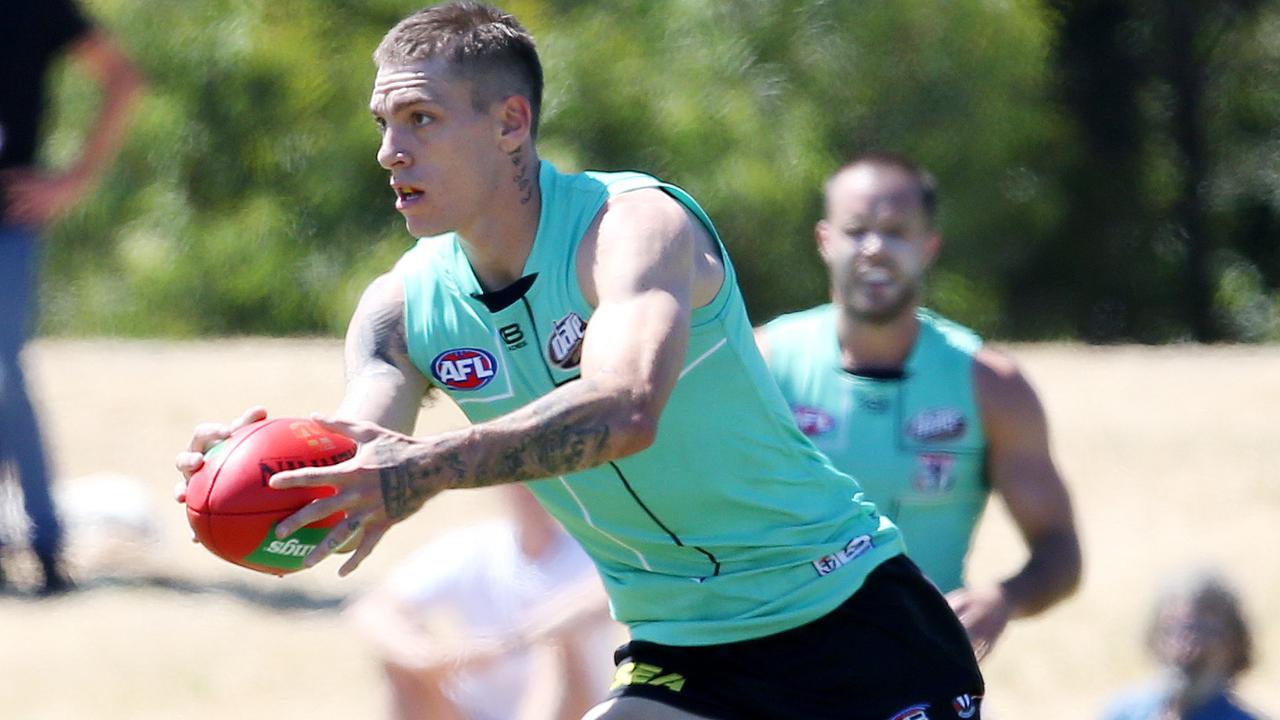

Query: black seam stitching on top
[608,461,720,577]
[519,296,560,387]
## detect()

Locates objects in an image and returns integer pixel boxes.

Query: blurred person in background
[0,0,143,594]
[755,153,1081,659]
[1101,570,1261,720]
[346,484,619,720]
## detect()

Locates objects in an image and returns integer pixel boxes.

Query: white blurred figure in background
[346,484,621,720]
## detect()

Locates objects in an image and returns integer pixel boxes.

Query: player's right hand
[172,406,268,503]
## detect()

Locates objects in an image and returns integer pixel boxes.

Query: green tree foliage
[539,0,1059,333]
[43,0,414,336]
[1037,0,1280,341]
[37,0,1280,340]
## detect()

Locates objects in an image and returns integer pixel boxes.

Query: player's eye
[412,112,433,127]
[373,117,388,134]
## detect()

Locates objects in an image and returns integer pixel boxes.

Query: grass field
[1,339,1276,719]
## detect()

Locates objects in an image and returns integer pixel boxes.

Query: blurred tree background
[37,0,1280,341]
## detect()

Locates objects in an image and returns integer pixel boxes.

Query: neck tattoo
[511,150,533,205]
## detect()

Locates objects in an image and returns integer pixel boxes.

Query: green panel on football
[203,438,230,463]
[244,524,329,571]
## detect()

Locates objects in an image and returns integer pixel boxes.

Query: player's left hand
[267,414,446,576]
[946,585,1012,661]
[0,167,91,227]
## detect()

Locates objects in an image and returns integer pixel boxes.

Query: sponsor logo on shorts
[609,662,685,692]
[913,452,956,493]
[905,408,967,442]
[888,703,930,720]
[792,405,835,436]
[953,693,982,718]
[812,534,874,576]
[547,312,587,369]
[431,347,498,390]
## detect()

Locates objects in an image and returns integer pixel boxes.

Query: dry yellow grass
[1,339,1275,719]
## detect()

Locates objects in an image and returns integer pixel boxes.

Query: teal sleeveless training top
[763,305,986,592]
[398,162,904,646]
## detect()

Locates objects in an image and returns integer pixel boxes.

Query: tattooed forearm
[485,421,612,484]
[381,379,636,508]
[378,448,417,520]
[378,442,467,519]
[473,388,615,484]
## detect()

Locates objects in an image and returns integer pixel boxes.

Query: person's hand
[267,415,447,576]
[946,584,1013,661]
[172,406,268,503]
[0,167,92,227]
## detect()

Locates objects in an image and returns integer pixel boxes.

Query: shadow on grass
[88,573,348,611]
[2,572,348,612]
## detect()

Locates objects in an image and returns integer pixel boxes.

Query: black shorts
[607,554,984,720]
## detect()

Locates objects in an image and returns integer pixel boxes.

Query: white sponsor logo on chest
[905,407,967,442]
[547,312,587,369]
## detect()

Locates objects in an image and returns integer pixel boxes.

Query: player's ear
[923,231,942,267]
[816,219,834,262]
[495,94,533,153]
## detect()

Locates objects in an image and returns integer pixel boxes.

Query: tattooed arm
[335,269,430,434]
[271,189,718,574]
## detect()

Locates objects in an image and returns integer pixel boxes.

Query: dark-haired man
[177,5,984,718]
[757,154,1082,660]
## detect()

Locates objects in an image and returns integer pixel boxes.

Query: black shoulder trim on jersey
[843,366,907,381]
[471,273,539,312]
[608,461,721,577]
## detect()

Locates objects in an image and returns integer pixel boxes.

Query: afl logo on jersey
[792,406,835,437]
[431,348,498,390]
[547,312,587,369]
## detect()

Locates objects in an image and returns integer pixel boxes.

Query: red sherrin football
[186,417,356,575]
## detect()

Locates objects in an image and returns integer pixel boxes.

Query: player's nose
[855,231,886,256]
[377,134,410,170]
